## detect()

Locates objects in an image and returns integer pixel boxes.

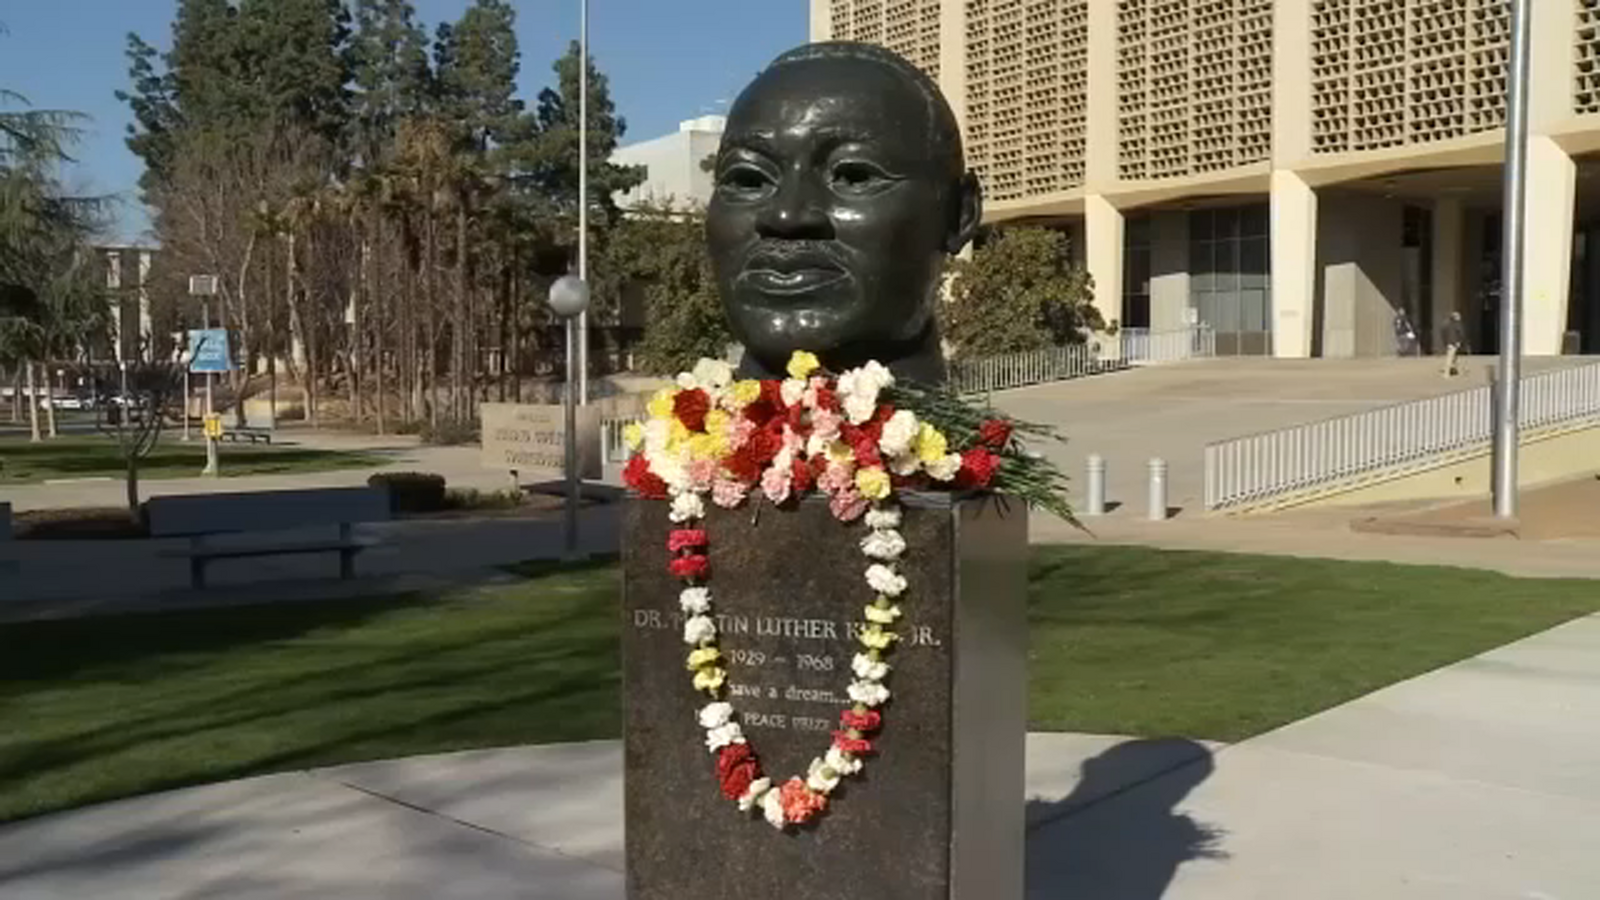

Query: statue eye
[830,161,891,194]
[718,164,773,196]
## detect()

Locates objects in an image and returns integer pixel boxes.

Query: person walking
[1441,311,1467,378]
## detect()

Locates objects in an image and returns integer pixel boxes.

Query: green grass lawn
[3,546,1598,825]
[0,436,385,485]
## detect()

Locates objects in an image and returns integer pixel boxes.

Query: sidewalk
[1036,506,1600,579]
[3,612,1596,898]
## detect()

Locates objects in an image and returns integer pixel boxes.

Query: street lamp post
[549,274,591,557]
[577,0,591,407]
[1492,0,1532,520]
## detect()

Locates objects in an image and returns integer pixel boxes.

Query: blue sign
[188,329,233,373]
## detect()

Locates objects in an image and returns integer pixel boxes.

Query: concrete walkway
[3,612,1597,898]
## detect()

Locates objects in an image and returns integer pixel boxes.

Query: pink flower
[818,463,854,494]
[829,488,869,522]
[728,418,757,450]
[687,458,717,492]
[810,409,842,442]
[761,464,793,505]
[781,425,805,455]
[711,477,749,509]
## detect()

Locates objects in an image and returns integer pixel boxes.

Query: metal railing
[1204,360,1600,511]
[1121,325,1217,365]
[950,326,1213,394]
[601,416,637,465]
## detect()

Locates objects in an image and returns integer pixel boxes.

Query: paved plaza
[3,613,1597,899]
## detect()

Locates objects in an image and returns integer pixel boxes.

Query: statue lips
[738,243,851,299]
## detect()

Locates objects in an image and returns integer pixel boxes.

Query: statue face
[707,54,978,373]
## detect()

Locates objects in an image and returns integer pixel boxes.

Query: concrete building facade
[810,0,1600,357]
[611,115,727,212]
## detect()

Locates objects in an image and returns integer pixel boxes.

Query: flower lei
[624,351,1017,829]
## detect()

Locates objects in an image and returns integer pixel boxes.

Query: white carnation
[738,777,772,812]
[877,410,919,457]
[643,418,674,454]
[698,702,734,729]
[807,757,842,794]
[926,452,962,482]
[865,505,902,530]
[676,371,699,390]
[806,432,833,459]
[704,722,745,751]
[842,393,877,425]
[860,529,906,561]
[888,452,921,477]
[683,614,717,645]
[865,563,907,597]
[780,378,807,407]
[762,787,787,828]
[852,652,890,681]
[692,358,733,390]
[825,745,863,776]
[655,455,690,491]
[679,587,712,615]
[859,360,894,392]
[848,680,891,707]
[669,491,705,523]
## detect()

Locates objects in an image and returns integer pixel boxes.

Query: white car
[37,395,92,411]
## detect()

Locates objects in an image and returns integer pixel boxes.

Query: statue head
[706,42,982,383]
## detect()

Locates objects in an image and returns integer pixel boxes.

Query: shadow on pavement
[1027,738,1225,899]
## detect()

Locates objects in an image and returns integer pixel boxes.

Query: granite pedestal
[622,492,1027,900]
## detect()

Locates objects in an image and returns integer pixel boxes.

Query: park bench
[218,427,273,445]
[146,486,390,589]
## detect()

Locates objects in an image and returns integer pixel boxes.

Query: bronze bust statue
[706,42,982,384]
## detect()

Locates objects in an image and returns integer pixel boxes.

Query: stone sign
[479,402,601,479]
[622,493,1027,900]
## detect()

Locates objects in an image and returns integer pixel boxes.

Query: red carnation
[790,457,815,493]
[832,732,874,755]
[669,554,709,579]
[673,388,711,432]
[813,384,841,412]
[956,447,1000,488]
[667,529,707,553]
[840,709,882,732]
[978,418,1014,450]
[725,445,764,483]
[717,743,763,800]
[622,454,668,499]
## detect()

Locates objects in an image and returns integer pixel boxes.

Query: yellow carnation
[668,420,691,450]
[827,440,856,465]
[730,380,763,406]
[916,422,948,463]
[705,408,731,436]
[686,647,722,670]
[693,666,727,693]
[647,388,676,420]
[622,422,644,451]
[855,466,892,501]
[787,350,821,380]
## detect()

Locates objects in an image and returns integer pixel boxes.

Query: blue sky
[0,0,806,242]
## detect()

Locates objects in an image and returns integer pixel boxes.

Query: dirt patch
[1351,473,1600,540]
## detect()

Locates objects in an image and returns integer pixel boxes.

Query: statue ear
[946,171,982,254]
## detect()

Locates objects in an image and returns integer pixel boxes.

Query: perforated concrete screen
[1115,0,1273,181]
[1310,0,1509,155]
[1578,0,1600,114]
[829,0,943,79]
[964,0,1090,202]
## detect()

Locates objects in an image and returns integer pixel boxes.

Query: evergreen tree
[531,41,644,226]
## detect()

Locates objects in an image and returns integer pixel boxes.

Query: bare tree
[95,362,182,521]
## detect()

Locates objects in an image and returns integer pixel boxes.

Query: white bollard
[1086,454,1106,516]
[1147,458,1169,522]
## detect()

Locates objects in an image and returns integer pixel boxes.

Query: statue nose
[756,177,832,240]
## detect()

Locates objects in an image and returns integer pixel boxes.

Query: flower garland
[627,350,1062,829]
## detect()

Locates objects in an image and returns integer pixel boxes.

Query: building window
[1122,215,1151,329]
[1189,204,1271,355]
